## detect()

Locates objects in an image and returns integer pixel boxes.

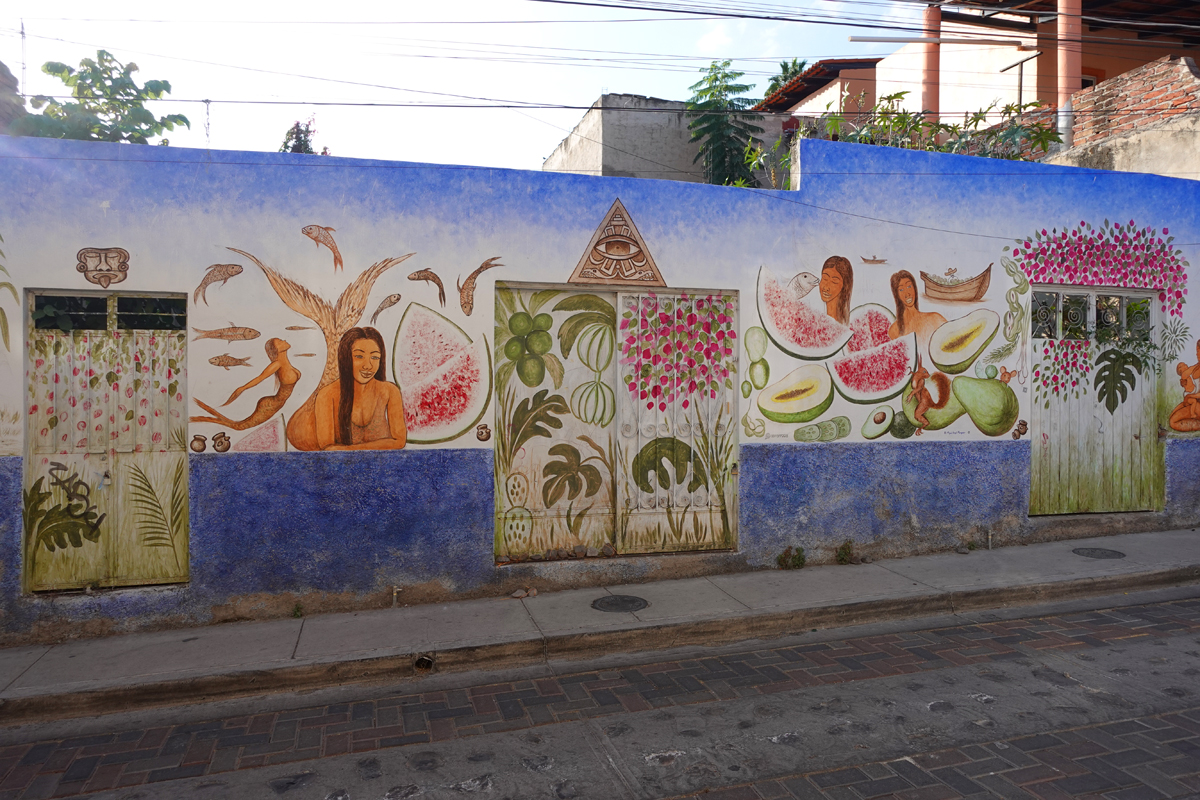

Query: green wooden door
[1029,288,1164,515]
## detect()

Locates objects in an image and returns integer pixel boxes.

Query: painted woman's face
[819,267,844,303]
[351,340,381,385]
[897,277,917,308]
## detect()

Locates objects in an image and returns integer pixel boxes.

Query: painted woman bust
[314,327,407,450]
[819,255,854,325]
[888,269,946,352]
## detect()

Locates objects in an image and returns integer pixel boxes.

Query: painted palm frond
[227,247,336,330]
[170,426,187,451]
[126,463,175,548]
[0,304,9,352]
[169,457,188,541]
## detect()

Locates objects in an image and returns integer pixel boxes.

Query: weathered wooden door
[615,290,739,553]
[24,293,189,591]
[1029,287,1163,514]
[493,285,739,560]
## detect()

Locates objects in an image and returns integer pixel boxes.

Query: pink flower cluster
[1011,220,1189,317]
[620,292,737,412]
[1033,339,1091,403]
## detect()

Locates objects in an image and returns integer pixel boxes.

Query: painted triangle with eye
[567,198,666,287]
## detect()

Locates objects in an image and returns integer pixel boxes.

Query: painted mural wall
[0,135,1198,641]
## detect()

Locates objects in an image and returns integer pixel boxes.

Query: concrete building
[543,93,787,185]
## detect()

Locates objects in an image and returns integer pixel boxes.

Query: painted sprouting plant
[620,292,736,411]
[1033,339,1091,407]
[0,232,15,351]
[1161,318,1191,363]
[1009,220,1189,317]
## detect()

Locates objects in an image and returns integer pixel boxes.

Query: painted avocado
[862,405,894,440]
[929,309,1000,374]
[741,380,752,398]
[745,326,769,362]
[952,375,1020,436]
[889,410,916,439]
[749,359,770,390]
[758,364,834,423]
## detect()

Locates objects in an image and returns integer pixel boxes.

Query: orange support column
[1057,0,1082,147]
[922,4,941,122]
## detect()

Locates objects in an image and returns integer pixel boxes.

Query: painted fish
[209,354,252,370]
[194,264,243,305]
[787,271,820,299]
[192,324,260,342]
[296,353,317,357]
[285,325,316,331]
[301,225,343,272]
[369,293,403,325]
[457,256,503,317]
[408,269,446,308]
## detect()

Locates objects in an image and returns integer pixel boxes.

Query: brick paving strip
[0,599,1198,799]
[675,708,1200,800]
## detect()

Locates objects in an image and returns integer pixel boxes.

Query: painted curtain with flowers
[25,329,188,590]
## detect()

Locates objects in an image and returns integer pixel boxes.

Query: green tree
[10,50,188,144]
[687,60,764,187]
[280,116,331,155]
[763,58,808,98]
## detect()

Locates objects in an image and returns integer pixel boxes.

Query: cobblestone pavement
[1,597,1199,799]
[675,709,1200,800]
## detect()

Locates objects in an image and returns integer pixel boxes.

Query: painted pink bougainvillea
[620,292,736,412]
[1033,339,1091,406]
[1009,220,1189,317]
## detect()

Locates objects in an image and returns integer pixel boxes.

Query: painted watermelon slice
[756,266,852,360]
[231,415,285,451]
[829,333,916,404]
[392,303,492,445]
[844,303,895,353]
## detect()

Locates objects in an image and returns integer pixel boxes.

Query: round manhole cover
[592,595,648,613]
[1072,547,1126,559]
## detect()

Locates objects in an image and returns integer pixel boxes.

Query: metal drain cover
[1072,547,1126,559]
[592,595,648,613]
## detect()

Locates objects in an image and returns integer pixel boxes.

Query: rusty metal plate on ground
[592,595,648,613]
[1072,547,1126,559]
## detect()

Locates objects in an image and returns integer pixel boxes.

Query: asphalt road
[1,586,1198,800]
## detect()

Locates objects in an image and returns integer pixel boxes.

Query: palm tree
[764,58,809,98]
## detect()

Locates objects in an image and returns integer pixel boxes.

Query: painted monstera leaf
[541,443,602,508]
[631,437,709,495]
[1093,348,1142,415]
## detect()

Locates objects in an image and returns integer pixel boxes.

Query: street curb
[2,565,1198,725]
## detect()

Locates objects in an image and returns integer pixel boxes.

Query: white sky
[0,0,922,171]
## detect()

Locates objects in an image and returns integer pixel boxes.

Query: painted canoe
[920,264,991,302]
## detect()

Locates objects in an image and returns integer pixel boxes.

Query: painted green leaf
[127,463,176,548]
[556,311,611,360]
[48,416,57,430]
[1093,348,1142,415]
[631,437,709,495]
[552,294,616,324]
[528,290,563,317]
[542,443,602,508]
[508,389,569,463]
[543,353,565,390]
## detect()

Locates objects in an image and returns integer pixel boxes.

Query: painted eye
[594,234,641,261]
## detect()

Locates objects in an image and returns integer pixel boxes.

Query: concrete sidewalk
[1,529,1198,725]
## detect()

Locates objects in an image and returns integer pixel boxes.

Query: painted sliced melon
[393,303,492,444]
[844,303,895,353]
[756,266,852,360]
[829,334,917,404]
[929,309,1000,375]
[757,363,834,423]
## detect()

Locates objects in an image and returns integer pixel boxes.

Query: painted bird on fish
[209,354,252,370]
[787,271,820,299]
[370,294,403,325]
[192,324,260,342]
[408,269,446,307]
[457,256,503,317]
[194,264,243,305]
[301,225,343,272]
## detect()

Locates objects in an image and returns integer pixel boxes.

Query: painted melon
[756,266,852,360]
[929,309,1000,374]
[844,303,895,353]
[829,333,917,404]
[757,363,834,423]
[393,303,492,444]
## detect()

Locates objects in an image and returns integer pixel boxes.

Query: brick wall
[1070,55,1200,148]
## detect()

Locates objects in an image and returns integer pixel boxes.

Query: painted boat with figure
[920,264,992,302]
